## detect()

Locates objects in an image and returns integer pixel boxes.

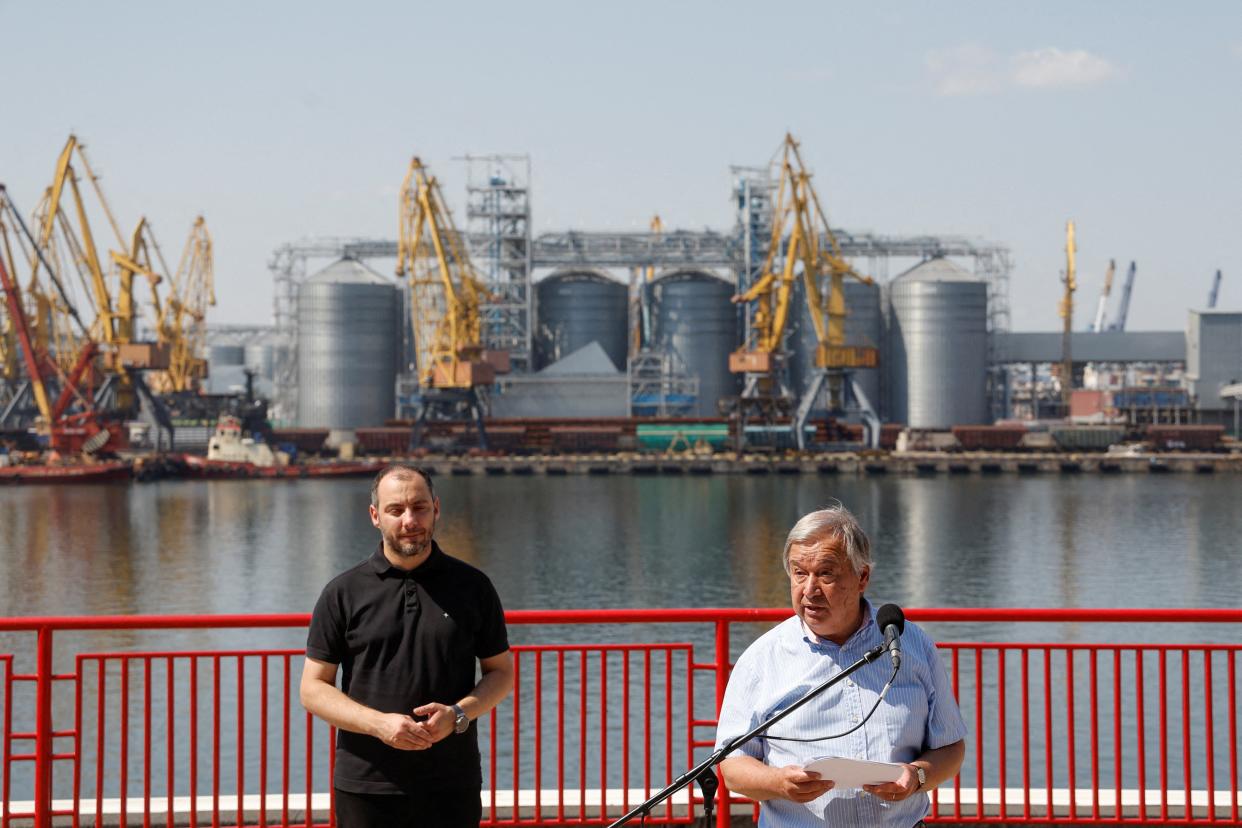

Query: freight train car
[1143,424,1225,452]
[951,425,1028,451]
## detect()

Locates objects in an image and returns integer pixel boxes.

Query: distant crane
[1208,269,1222,309]
[729,133,878,449]
[0,185,123,453]
[1058,221,1076,409]
[1090,259,1115,332]
[1107,261,1136,332]
[396,155,493,446]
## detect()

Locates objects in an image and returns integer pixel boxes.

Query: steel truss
[458,154,533,374]
[269,230,1012,419]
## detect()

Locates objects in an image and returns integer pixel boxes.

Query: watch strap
[451,703,469,734]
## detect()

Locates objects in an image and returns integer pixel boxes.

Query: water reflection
[3,473,1241,802]
[2,473,1239,632]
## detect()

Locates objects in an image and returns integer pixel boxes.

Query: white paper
[803,755,904,788]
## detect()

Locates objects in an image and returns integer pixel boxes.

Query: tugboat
[179,415,381,479]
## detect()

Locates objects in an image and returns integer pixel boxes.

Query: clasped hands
[373,702,457,750]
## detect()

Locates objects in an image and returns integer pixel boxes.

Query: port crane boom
[728,134,878,449]
[1091,259,1115,332]
[1059,221,1076,409]
[1108,261,1136,332]
[730,134,875,376]
[149,216,214,393]
[1208,269,1222,309]
[396,156,491,389]
[0,185,120,452]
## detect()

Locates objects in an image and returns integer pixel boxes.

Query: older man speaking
[715,505,966,828]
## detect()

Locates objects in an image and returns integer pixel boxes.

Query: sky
[2,1,1239,332]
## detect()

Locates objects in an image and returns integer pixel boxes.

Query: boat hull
[0,461,132,484]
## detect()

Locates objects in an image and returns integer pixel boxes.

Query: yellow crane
[148,216,214,393]
[396,156,492,389]
[1059,220,1076,410]
[0,184,123,452]
[730,134,877,380]
[31,134,171,392]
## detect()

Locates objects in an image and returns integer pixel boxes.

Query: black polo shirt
[306,542,509,795]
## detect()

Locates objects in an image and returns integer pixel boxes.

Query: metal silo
[887,258,988,428]
[243,340,276,380]
[791,279,883,415]
[296,257,400,428]
[535,270,629,371]
[208,344,244,369]
[650,270,739,417]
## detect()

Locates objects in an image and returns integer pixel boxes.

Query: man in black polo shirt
[301,465,513,828]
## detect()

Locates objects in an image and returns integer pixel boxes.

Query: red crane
[0,184,122,454]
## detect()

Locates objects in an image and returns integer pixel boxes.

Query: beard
[385,520,435,559]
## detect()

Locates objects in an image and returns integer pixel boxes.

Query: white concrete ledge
[5,786,1238,825]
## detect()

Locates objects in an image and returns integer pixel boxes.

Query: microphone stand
[606,641,887,828]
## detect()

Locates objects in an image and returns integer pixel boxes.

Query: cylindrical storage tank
[208,344,245,369]
[887,258,988,428]
[791,280,883,415]
[243,340,276,380]
[296,257,400,428]
[650,270,739,417]
[535,271,629,371]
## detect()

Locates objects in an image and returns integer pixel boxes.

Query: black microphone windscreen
[876,603,905,634]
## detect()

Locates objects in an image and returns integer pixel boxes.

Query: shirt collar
[367,540,447,578]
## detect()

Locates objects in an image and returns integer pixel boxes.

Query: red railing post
[714,619,730,828]
[33,625,53,828]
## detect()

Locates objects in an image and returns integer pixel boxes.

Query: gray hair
[782,504,873,575]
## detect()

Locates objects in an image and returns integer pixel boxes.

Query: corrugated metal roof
[306,256,391,285]
[892,257,977,283]
[991,331,1184,363]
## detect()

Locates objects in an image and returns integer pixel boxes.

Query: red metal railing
[1,609,1239,827]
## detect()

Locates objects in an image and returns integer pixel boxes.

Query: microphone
[876,603,905,669]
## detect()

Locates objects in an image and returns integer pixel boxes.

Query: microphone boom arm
[606,641,887,828]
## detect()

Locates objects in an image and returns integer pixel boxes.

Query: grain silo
[791,279,884,414]
[887,258,988,428]
[535,271,629,371]
[243,339,277,380]
[296,257,400,428]
[208,344,245,370]
[650,270,739,417]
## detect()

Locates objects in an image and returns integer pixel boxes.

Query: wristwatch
[915,766,927,789]
[451,704,470,734]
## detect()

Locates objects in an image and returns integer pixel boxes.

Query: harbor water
[1,475,1239,803]
[2,474,1238,623]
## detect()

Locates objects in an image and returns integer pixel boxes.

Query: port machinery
[268,148,1013,429]
[1,135,218,453]
[269,233,1012,407]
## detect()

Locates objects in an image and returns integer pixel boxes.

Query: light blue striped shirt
[714,601,966,828]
